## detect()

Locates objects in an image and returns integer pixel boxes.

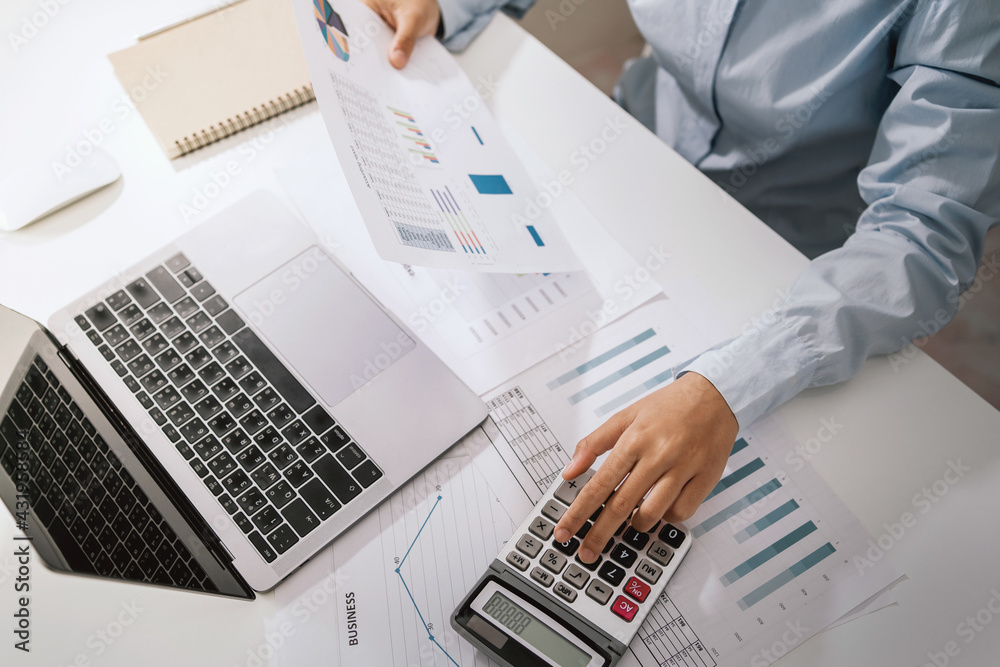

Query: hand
[361,0,441,68]
[553,372,738,563]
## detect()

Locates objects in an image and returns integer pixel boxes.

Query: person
[362,0,1000,563]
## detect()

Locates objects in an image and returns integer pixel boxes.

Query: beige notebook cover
[109,0,314,159]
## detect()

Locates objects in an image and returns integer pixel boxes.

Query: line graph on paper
[379,453,514,666]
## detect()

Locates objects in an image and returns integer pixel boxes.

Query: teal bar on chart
[547,329,656,389]
[595,368,674,416]
[691,478,783,538]
[567,346,671,404]
[704,458,766,501]
[736,542,836,610]
[734,500,800,544]
[720,522,818,585]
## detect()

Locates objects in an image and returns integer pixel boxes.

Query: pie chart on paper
[313,0,350,61]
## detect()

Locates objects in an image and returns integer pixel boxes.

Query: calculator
[451,469,691,667]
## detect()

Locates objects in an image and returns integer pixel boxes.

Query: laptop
[0,190,487,597]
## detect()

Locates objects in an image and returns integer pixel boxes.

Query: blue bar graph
[526,225,545,246]
[567,347,671,405]
[734,500,800,544]
[691,478,783,538]
[720,522,818,585]
[731,438,749,455]
[704,458,766,501]
[736,542,836,610]
[469,174,512,195]
[594,368,673,416]
[547,329,656,389]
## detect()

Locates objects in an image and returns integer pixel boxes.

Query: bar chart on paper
[478,302,900,666]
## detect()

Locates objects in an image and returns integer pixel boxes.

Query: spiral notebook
[108,0,314,159]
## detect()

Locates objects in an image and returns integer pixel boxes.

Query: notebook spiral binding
[172,84,315,157]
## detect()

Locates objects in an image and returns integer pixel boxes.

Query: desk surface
[2,2,999,666]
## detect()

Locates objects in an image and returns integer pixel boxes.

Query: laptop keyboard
[74,253,384,562]
[0,355,215,591]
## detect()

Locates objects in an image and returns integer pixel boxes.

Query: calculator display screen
[482,591,591,667]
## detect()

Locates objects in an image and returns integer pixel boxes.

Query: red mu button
[624,576,650,602]
[611,595,639,622]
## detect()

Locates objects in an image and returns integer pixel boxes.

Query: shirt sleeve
[436,0,535,51]
[684,0,1000,431]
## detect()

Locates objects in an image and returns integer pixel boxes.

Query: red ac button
[611,595,639,622]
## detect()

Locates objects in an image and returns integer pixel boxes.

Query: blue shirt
[438,0,1000,430]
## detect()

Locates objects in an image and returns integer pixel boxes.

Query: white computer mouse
[0,147,122,231]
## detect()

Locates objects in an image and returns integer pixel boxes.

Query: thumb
[389,11,423,69]
[563,410,633,479]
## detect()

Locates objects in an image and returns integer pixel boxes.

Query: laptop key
[191,280,216,302]
[212,378,240,402]
[126,278,159,309]
[238,371,267,396]
[175,442,195,460]
[187,311,212,334]
[165,403,195,427]
[142,333,169,356]
[225,356,253,380]
[282,420,310,446]
[128,354,156,378]
[213,341,239,363]
[216,310,245,335]
[74,314,91,331]
[283,460,314,487]
[142,370,168,394]
[252,387,280,411]
[352,460,383,488]
[198,362,225,386]
[221,428,252,454]
[247,531,277,562]
[234,513,253,534]
[266,524,298,555]
[194,395,223,420]
[189,459,209,478]
[239,409,268,435]
[204,476,224,496]
[152,386,181,410]
[251,463,281,490]
[160,316,186,339]
[207,412,236,437]
[198,326,225,349]
[155,349,182,372]
[208,452,237,477]
[321,425,351,451]
[168,363,196,387]
[86,330,102,346]
[173,331,198,354]
[115,340,142,362]
[148,408,167,426]
[147,302,173,324]
[266,481,296,509]
[298,478,341,520]
[232,329,315,413]
[110,360,127,377]
[303,406,336,435]
[222,470,253,497]
[313,455,362,505]
[203,295,228,317]
[268,443,297,469]
[181,420,211,445]
[84,304,117,331]
[236,488,266,514]
[254,426,283,452]
[282,499,320,537]
[104,324,129,347]
[336,443,366,470]
[180,379,209,403]
[296,437,325,463]
[119,304,143,326]
[268,404,295,429]
[174,296,199,318]
[236,445,266,472]
[107,290,132,311]
[166,253,190,273]
[193,434,222,460]
[146,266,185,304]
[252,506,282,534]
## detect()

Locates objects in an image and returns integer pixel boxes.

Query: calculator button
[540,549,567,574]
[516,534,542,558]
[574,554,602,572]
[505,551,530,571]
[586,580,613,606]
[553,582,577,604]
[562,564,590,589]
[530,567,555,588]
[609,543,638,568]
[598,561,627,586]
[636,559,663,584]
[658,523,686,549]
[552,537,579,557]
[553,472,591,506]
[646,540,674,566]
[575,521,592,540]
[529,516,554,540]
[624,576,651,602]
[541,499,566,522]
[611,596,639,622]
[622,527,650,550]
[647,520,661,534]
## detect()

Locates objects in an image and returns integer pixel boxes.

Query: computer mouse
[0,147,122,231]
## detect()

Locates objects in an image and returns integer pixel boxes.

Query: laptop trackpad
[233,247,413,408]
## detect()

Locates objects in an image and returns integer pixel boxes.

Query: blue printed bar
[734,500,800,544]
[469,174,512,195]
[736,542,836,610]
[567,347,671,405]
[691,478,783,538]
[548,329,657,389]
[720,522,818,585]
[704,458,766,501]
[595,368,674,417]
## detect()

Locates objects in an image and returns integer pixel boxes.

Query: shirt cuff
[682,317,820,431]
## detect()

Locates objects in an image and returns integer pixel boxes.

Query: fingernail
[579,548,596,563]
[553,528,569,542]
[391,49,406,63]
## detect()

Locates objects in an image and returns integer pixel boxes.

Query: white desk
[2,3,998,666]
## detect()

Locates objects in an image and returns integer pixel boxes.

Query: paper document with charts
[291,0,582,273]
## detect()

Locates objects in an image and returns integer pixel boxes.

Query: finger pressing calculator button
[658,523,686,549]
[609,543,638,568]
[541,499,566,522]
[516,534,542,558]
[624,576,651,602]
[552,537,579,556]
[646,540,674,566]
[530,567,555,588]
[553,474,589,505]
[506,551,530,571]
[563,564,590,589]
[586,580,613,605]
[540,549,567,574]
[529,516,554,540]
[598,561,626,586]
[611,596,639,622]
[574,554,602,572]
[636,558,663,584]
[553,582,578,604]
[622,526,650,550]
